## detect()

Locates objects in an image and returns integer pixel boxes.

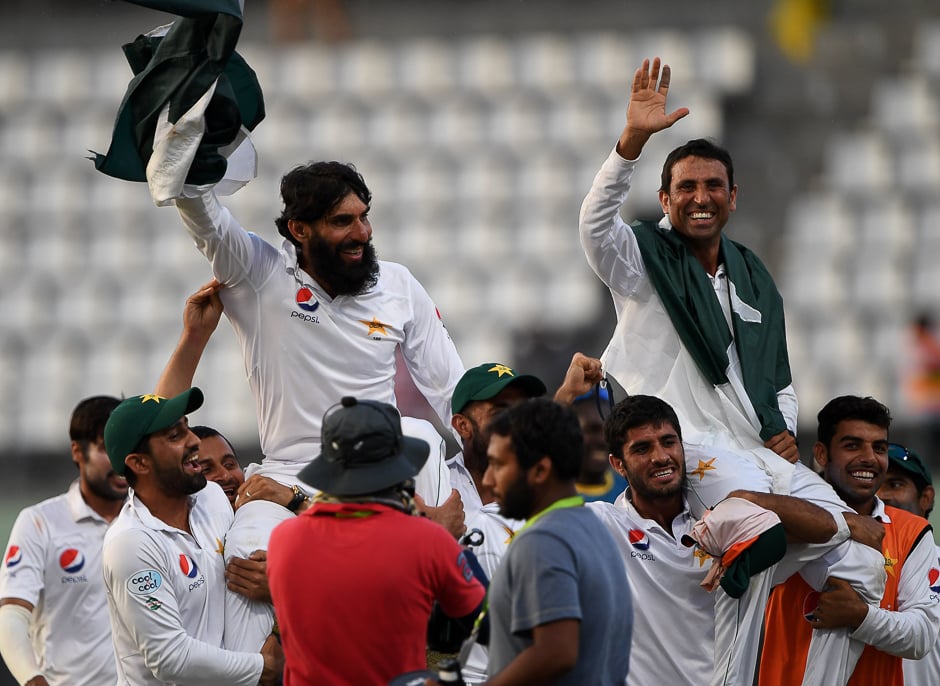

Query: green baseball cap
[104,389,204,475]
[887,443,932,486]
[451,363,547,414]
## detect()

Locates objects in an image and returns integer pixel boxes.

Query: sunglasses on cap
[888,443,913,460]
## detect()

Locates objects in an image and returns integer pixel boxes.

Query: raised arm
[553,353,604,406]
[579,57,689,297]
[155,280,223,397]
[617,57,690,160]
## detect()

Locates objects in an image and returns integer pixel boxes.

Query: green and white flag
[631,220,793,441]
[91,0,264,197]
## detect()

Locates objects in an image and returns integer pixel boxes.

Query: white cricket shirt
[588,493,714,686]
[0,480,116,686]
[175,192,464,479]
[102,481,263,685]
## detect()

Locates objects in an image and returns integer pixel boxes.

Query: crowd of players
[0,25,938,686]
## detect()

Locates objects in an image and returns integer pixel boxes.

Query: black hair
[190,425,237,457]
[488,398,583,480]
[274,161,372,247]
[70,395,121,449]
[604,395,683,459]
[660,138,734,192]
[816,395,892,448]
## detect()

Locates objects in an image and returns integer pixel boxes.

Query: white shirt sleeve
[174,190,281,288]
[578,148,648,298]
[775,383,799,435]
[0,508,48,607]
[399,269,465,428]
[850,529,940,658]
[103,528,263,685]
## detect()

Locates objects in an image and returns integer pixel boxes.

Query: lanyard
[517,495,585,534]
[461,494,585,662]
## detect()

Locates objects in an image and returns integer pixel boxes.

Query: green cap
[888,443,932,486]
[451,363,547,414]
[104,389,204,475]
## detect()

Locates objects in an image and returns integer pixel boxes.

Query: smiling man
[100,390,282,686]
[579,56,797,472]
[577,58,890,686]
[168,160,466,651]
[760,396,940,686]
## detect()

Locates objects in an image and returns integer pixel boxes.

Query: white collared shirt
[102,482,263,685]
[175,192,464,477]
[0,480,117,686]
[589,491,715,686]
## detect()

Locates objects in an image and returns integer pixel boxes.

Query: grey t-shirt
[487,504,633,684]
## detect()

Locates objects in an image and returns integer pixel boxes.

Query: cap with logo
[451,363,547,414]
[298,397,430,496]
[104,389,204,475]
[887,443,932,486]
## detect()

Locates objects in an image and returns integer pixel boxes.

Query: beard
[498,471,536,520]
[308,232,379,296]
[153,450,207,497]
[623,461,685,502]
[85,471,128,502]
[462,417,490,475]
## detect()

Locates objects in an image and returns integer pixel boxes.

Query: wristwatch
[286,484,310,513]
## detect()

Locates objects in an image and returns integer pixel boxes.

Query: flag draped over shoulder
[631,220,792,441]
[91,0,264,188]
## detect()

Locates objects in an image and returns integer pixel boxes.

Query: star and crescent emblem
[488,364,515,377]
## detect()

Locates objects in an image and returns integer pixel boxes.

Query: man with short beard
[100,389,282,686]
[588,395,839,686]
[0,396,124,686]
[480,398,631,686]
[760,397,940,686]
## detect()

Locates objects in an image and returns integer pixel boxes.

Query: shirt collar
[65,479,109,524]
[871,496,891,523]
[657,217,727,278]
[126,487,197,534]
[617,486,693,529]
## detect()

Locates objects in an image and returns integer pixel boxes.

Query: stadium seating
[0,27,755,450]
[778,20,940,416]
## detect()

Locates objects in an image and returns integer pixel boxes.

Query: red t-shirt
[267,502,485,686]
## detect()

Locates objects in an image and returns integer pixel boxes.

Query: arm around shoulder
[848,530,940,658]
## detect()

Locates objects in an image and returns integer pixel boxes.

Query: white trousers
[683,445,886,686]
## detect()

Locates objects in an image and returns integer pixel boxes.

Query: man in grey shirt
[481,398,632,685]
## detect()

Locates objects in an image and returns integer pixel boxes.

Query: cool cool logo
[126,569,163,596]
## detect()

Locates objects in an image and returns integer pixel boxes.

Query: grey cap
[298,397,430,496]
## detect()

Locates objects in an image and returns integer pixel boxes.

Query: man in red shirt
[267,396,485,686]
